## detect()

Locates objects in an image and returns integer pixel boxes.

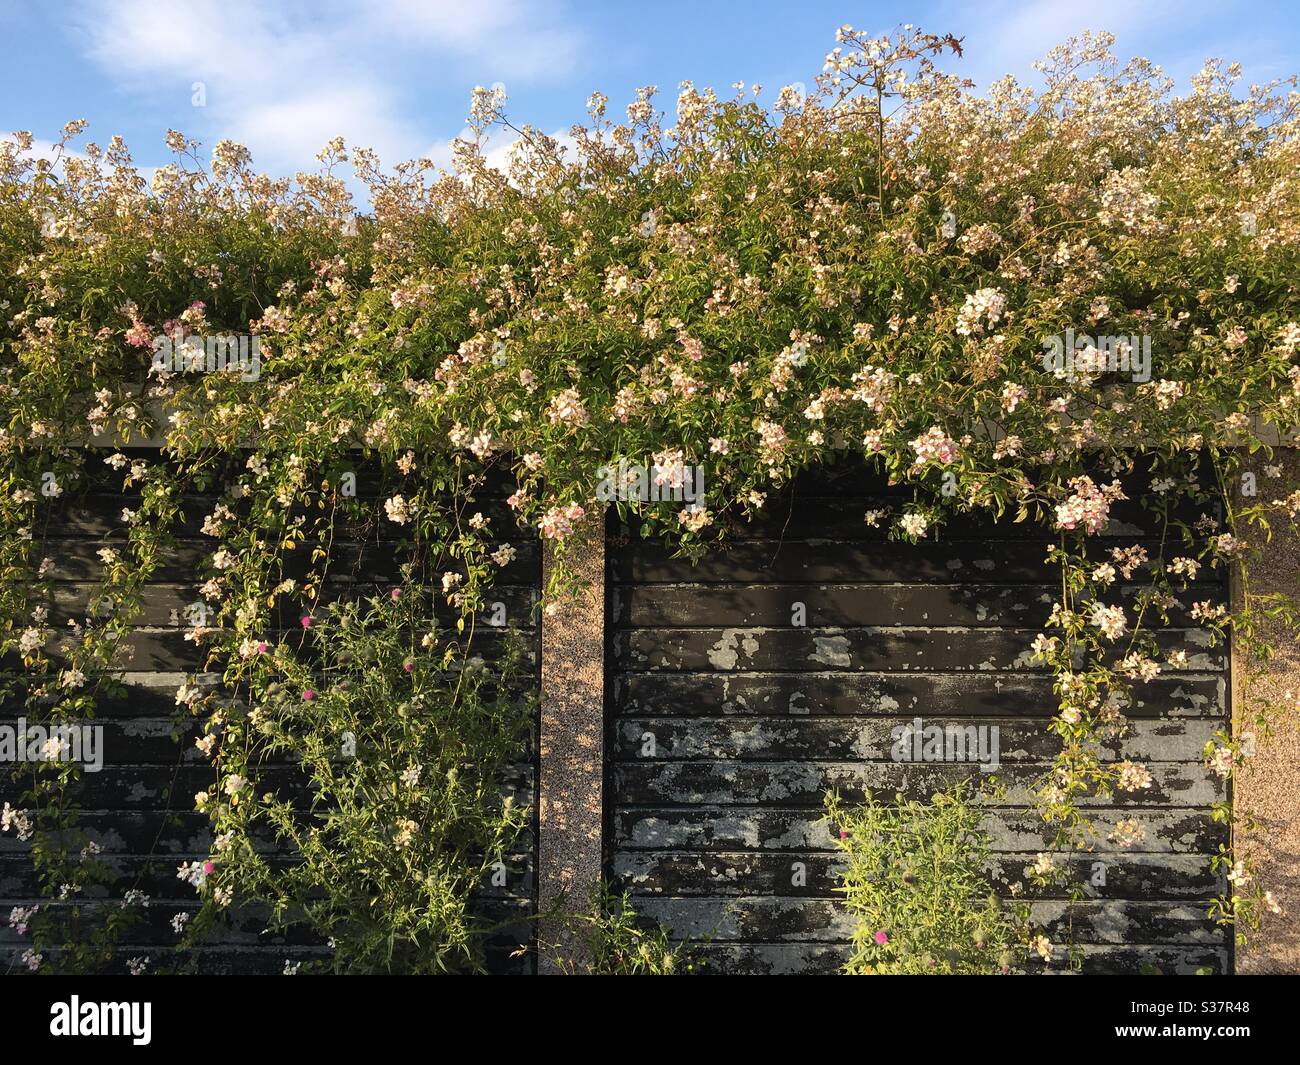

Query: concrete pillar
[1234,449,1300,973]
[537,511,605,973]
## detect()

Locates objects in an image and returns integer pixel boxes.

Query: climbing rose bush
[2,23,1298,970]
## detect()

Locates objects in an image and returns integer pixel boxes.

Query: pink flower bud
[302,689,315,701]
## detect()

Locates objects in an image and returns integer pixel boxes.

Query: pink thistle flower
[873,930,889,946]
[124,321,153,348]
[300,615,313,629]
[202,862,215,876]
[302,689,315,701]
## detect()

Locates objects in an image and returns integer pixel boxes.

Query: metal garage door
[608,462,1231,974]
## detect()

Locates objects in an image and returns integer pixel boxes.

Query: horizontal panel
[0,811,536,858]
[41,581,538,630]
[613,761,1220,807]
[612,672,1225,718]
[613,583,1223,629]
[616,627,1222,673]
[1,672,536,721]
[48,495,524,542]
[680,941,1228,975]
[0,717,536,772]
[630,897,1224,945]
[0,716,202,764]
[8,943,530,975]
[613,806,1224,854]
[2,764,534,811]
[682,492,1220,542]
[0,852,534,901]
[57,456,520,495]
[612,717,1220,763]
[0,897,532,949]
[613,851,1224,900]
[36,539,539,584]
[3,626,530,673]
[610,538,1215,585]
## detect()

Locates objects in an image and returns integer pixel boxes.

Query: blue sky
[3,0,1298,179]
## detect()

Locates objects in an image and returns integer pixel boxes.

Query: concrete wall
[1235,449,1300,974]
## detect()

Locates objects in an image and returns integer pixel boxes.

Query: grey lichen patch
[810,634,851,667]
[759,764,822,803]
[1011,647,1039,668]
[126,781,159,802]
[850,725,881,759]
[715,815,762,848]
[119,718,176,738]
[1168,682,1212,712]
[708,628,758,670]
[1103,519,1145,536]
[1029,900,1071,930]
[629,816,669,847]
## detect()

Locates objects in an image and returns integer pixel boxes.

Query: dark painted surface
[607,463,1232,974]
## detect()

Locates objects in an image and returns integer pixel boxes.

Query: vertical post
[1234,448,1300,973]
[537,511,605,973]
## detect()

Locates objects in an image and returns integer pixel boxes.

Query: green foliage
[545,886,696,975]
[826,785,1026,975]
[182,570,535,974]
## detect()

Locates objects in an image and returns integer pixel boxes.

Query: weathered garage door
[608,462,1231,974]
[0,453,538,974]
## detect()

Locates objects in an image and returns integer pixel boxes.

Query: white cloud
[925,0,1185,87]
[68,0,582,174]
[416,125,577,188]
[374,0,581,78]
[17,138,79,163]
